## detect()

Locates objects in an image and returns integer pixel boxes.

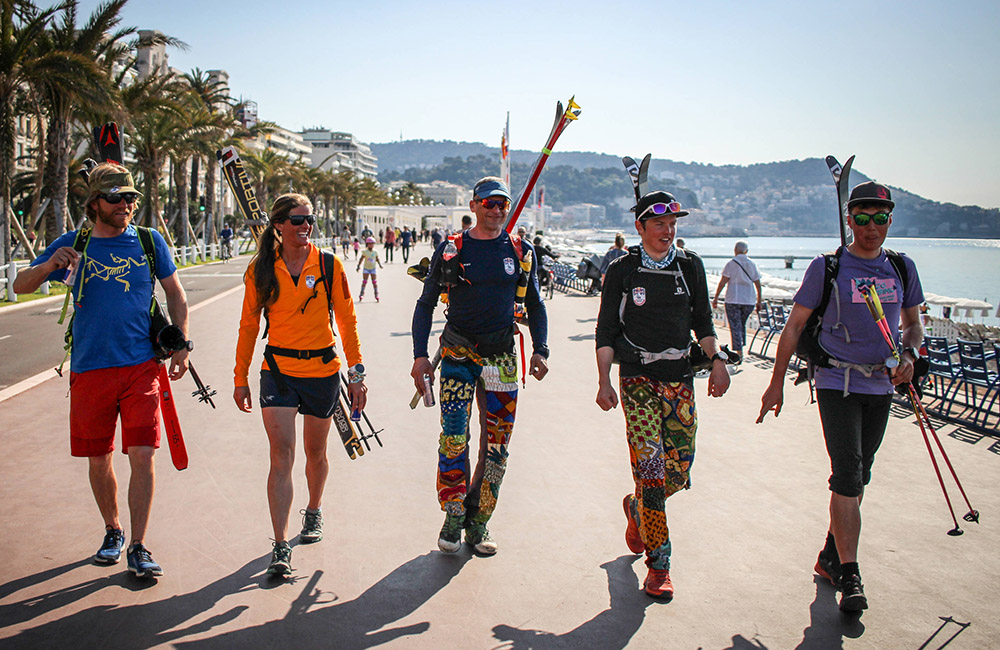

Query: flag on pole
[500,112,510,190]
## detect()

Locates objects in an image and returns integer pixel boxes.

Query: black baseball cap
[848,181,894,210]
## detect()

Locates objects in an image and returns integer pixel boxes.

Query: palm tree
[183,67,231,241]
[34,0,131,243]
[121,70,186,236]
[0,0,65,271]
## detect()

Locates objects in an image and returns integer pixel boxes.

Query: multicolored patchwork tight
[437,346,518,526]
[621,376,698,570]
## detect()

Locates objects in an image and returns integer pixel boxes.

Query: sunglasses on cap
[275,214,316,226]
[478,197,510,210]
[637,201,682,220]
[851,212,890,226]
[100,193,139,205]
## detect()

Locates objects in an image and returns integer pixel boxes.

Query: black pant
[817,389,892,497]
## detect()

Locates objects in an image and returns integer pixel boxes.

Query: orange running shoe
[622,495,644,554]
[643,568,674,600]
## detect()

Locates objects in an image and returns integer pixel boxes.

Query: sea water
[586,235,1000,326]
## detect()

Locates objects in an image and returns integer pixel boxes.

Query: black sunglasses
[100,193,139,204]
[275,214,316,226]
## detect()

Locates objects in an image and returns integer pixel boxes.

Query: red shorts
[69,359,162,457]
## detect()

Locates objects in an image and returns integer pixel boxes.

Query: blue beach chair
[956,339,1000,428]
[922,336,963,418]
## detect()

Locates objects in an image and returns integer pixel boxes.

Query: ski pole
[859,283,979,533]
[188,362,216,408]
[860,283,978,521]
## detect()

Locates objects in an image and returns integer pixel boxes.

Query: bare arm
[892,304,923,386]
[712,277,729,308]
[12,247,78,294]
[698,335,730,398]
[754,280,763,308]
[595,346,618,411]
[756,302,812,423]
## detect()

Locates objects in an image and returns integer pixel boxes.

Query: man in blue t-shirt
[13,163,190,579]
[410,177,549,557]
[756,181,924,613]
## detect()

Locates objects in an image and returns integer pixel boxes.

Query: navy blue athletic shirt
[412,230,548,359]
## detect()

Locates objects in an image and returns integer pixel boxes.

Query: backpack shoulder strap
[883,249,909,296]
[815,247,843,320]
[135,226,157,281]
[319,250,336,313]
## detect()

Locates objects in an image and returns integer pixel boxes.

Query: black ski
[825,154,854,247]
[622,153,651,209]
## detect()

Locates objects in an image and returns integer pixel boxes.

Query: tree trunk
[42,115,72,243]
[174,155,190,251]
[205,155,218,244]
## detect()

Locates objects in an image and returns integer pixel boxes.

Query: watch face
[353,364,365,373]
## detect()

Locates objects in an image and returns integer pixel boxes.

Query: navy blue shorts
[816,389,892,497]
[259,370,340,418]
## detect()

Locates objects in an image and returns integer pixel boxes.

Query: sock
[306,508,321,515]
[840,561,860,577]
[822,531,839,561]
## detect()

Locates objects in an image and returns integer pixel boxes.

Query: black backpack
[796,246,909,368]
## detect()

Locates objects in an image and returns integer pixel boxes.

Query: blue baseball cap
[473,178,512,201]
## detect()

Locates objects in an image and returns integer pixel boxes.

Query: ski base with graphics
[158,365,187,470]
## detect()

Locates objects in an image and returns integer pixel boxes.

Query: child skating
[356,236,383,302]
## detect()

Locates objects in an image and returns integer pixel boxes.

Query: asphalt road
[0,255,251,391]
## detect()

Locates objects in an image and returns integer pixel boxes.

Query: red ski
[158,365,188,470]
[503,96,581,234]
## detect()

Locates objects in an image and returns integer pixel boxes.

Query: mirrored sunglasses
[852,212,890,226]
[479,198,510,210]
[637,201,682,220]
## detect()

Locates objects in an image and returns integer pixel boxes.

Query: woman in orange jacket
[233,193,366,577]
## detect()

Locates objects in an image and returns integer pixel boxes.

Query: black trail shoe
[839,572,868,612]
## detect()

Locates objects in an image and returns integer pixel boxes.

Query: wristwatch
[184,339,194,352]
[534,345,550,360]
[902,347,921,361]
[347,363,366,383]
[711,352,726,364]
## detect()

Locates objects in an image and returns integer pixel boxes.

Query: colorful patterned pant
[621,376,698,570]
[437,348,518,526]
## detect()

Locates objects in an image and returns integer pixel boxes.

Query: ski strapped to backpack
[794,246,910,394]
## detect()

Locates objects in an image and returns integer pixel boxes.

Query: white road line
[0,334,10,341]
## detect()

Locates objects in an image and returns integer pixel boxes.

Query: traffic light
[199,196,206,212]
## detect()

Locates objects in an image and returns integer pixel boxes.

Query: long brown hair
[250,193,312,309]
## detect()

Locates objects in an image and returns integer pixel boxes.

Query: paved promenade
[1,243,998,649]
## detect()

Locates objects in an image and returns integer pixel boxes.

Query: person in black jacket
[594,190,730,601]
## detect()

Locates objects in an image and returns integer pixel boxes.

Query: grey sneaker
[300,508,323,544]
[437,513,464,553]
[267,541,292,576]
[465,523,498,556]
[94,527,125,565]
[126,543,163,578]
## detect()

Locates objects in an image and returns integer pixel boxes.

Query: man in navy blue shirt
[411,177,549,556]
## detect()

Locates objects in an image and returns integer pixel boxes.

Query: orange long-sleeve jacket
[234,245,362,387]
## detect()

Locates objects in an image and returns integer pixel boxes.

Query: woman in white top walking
[712,240,762,363]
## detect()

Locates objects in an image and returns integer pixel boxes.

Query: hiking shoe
[465,523,498,556]
[839,572,868,612]
[267,541,292,576]
[300,509,323,544]
[815,551,841,587]
[437,513,464,553]
[126,543,163,578]
[622,495,644,554]
[643,568,674,601]
[94,527,125,565]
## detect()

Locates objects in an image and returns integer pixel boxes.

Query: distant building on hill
[302,129,377,179]
[562,203,605,227]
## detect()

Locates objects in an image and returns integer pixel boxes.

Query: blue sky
[62,0,1000,208]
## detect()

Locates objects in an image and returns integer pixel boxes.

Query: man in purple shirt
[756,181,924,613]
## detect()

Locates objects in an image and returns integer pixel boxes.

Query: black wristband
[534,346,550,359]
